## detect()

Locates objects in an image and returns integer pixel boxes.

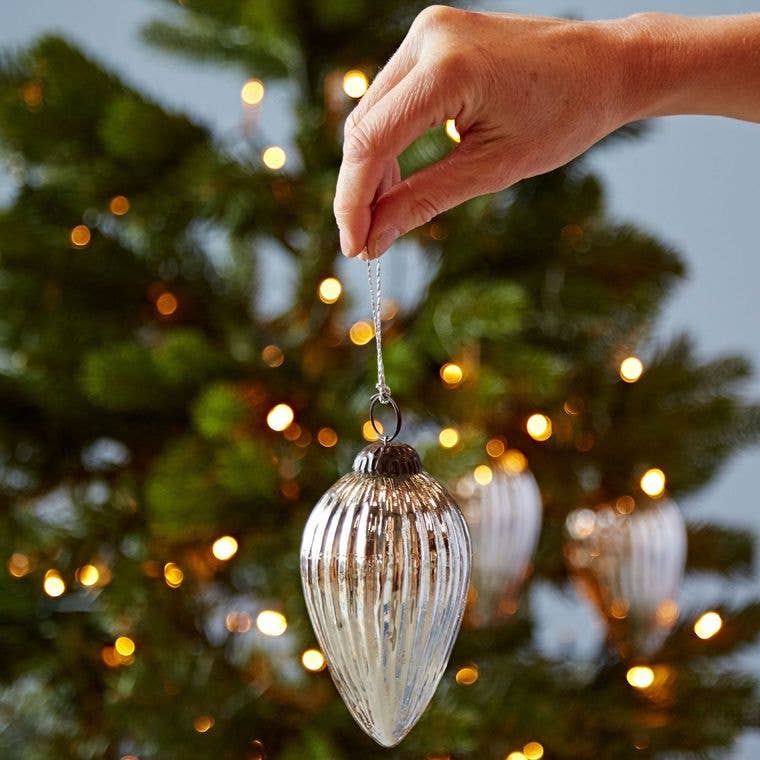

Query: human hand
[334,5,637,260]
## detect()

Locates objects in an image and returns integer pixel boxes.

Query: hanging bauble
[301,437,471,746]
[564,496,686,658]
[456,460,542,626]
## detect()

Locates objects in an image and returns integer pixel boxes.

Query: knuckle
[343,109,359,139]
[342,122,375,162]
[414,4,458,31]
[409,193,440,227]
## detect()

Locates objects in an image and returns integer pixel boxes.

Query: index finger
[334,66,449,257]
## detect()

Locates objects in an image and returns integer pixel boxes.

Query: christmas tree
[1,2,759,758]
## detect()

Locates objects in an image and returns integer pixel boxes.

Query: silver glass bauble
[300,441,471,747]
[564,496,686,658]
[456,462,542,626]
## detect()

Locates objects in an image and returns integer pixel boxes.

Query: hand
[334,6,634,260]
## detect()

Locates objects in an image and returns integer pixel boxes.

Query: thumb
[365,142,515,258]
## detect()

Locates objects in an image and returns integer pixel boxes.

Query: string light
[362,419,383,441]
[694,611,723,640]
[241,78,265,105]
[43,569,65,597]
[501,449,528,473]
[523,742,544,760]
[114,636,136,657]
[473,465,493,485]
[262,344,284,367]
[267,403,294,432]
[163,562,184,588]
[70,224,91,248]
[506,753,527,760]
[342,70,369,98]
[445,119,461,143]
[109,195,130,215]
[439,427,460,448]
[212,536,238,561]
[455,665,479,685]
[155,291,178,316]
[440,362,463,387]
[77,564,100,587]
[301,648,327,672]
[7,552,30,578]
[317,427,338,447]
[526,413,552,441]
[620,356,644,383]
[349,320,374,345]
[226,612,252,633]
[318,277,342,304]
[262,146,286,170]
[256,610,287,637]
[194,715,214,733]
[486,437,506,458]
[640,468,666,497]
[626,665,655,689]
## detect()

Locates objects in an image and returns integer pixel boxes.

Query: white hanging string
[367,258,390,402]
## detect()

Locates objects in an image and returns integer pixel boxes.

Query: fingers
[365,141,516,259]
[334,65,451,257]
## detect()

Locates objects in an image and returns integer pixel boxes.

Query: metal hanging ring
[369,393,402,443]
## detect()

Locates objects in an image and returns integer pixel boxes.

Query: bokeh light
[473,465,493,486]
[349,320,374,345]
[109,195,129,215]
[501,449,528,473]
[455,665,479,685]
[163,562,184,589]
[267,403,294,432]
[156,291,178,316]
[262,344,284,367]
[640,468,666,497]
[77,564,100,587]
[440,362,463,387]
[694,611,723,640]
[256,610,287,637]
[362,419,383,441]
[194,715,214,733]
[302,648,327,672]
[7,552,30,578]
[620,356,644,383]
[317,427,338,447]
[241,78,265,105]
[523,742,544,760]
[212,536,238,561]
[526,414,552,441]
[43,569,65,597]
[114,636,135,657]
[439,427,460,448]
[70,224,91,248]
[262,146,287,170]
[486,437,506,458]
[626,665,655,689]
[342,69,368,98]
[318,277,342,304]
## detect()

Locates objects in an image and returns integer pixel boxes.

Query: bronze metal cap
[353,441,423,477]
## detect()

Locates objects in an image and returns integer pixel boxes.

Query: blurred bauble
[564,496,686,658]
[455,460,542,626]
[300,441,471,747]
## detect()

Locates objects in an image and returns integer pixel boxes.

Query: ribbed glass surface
[301,469,471,747]
[565,498,686,657]
[459,468,542,625]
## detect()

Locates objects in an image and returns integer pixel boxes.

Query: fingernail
[339,229,351,257]
[357,248,369,261]
[371,229,398,259]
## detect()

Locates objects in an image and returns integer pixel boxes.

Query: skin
[333,6,760,260]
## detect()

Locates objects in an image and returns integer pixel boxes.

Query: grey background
[1,0,758,755]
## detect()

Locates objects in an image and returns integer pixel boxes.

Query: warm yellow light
[342,69,369,98]
[501,449,528,473]
[155,291,178,316]
[362,419,383,441]
[262,146,287,170]
[241,78,265,105]
[506,753,527,760]
[445,119,461,143]
[455,665,479,685]
[194,715,215,733]
[21,81,43,107]
[317,427,338,447]
[694,611,723,640]
[523,742,544,760]
[626,665,655,689]
[212,535,238,561]
[109,195,130,216]
[120,755,139,760]
[7,552,30,578]
[163,562,184,588]
[473,465,493,485]
[439,427,460,449]
[256,610,287,637]
[43,569,65,597]
[114,636,136,657]
[640,468,666,497]
[349,320,374,345]
[318,277,342,304]
[78,564,100,587]
[70,224,91,248]
[302,648,327,672]
[262,344,284,367]
[225,611,252,633]
[267,403,295,432]
[526,413,552,441]
[486,437,506,458]
[620,355,644,383]
[440,362,463,387]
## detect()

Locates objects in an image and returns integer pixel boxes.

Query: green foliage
[0,2,758,759]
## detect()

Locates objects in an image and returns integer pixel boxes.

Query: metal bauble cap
[352,441,423,476]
